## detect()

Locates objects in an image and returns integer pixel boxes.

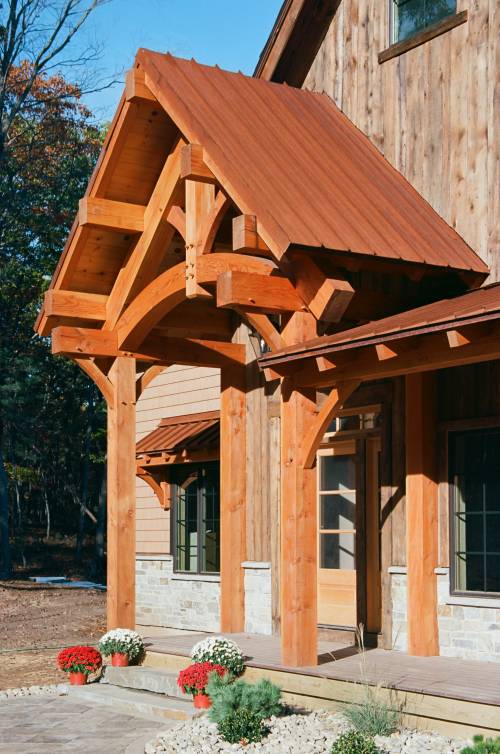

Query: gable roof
[138,50,488,276]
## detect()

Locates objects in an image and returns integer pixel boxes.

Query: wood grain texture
[405,372,439,656]
[107,356,137,629]
[303,0,497,279]
[220,365,247,632]
[280,313,318,666]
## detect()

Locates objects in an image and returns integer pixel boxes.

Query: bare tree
[0,0,112,159]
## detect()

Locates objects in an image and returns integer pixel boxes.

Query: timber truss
[35,54,491,667]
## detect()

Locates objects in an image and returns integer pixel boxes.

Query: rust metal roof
[136,411,219,457]
[259,283,500,366]
[138,50,488,276]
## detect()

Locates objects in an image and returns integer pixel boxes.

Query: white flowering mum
[190,636,244,674]
[98,628,144,660]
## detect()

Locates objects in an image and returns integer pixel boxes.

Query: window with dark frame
[449,428,500,597]
[391,0,457,44]
[172,462,220,575]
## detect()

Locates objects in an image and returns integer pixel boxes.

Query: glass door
[317,441,357,627]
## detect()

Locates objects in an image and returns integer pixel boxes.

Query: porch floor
[144,632,500,708]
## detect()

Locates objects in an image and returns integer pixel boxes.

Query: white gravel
[0,683,68,699]
[145,711,470,754]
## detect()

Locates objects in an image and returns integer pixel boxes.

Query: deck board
[144,632,500,707]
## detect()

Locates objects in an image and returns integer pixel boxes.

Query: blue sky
[81,0,283,121]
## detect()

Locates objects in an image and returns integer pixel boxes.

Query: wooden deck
[143,632,500,737]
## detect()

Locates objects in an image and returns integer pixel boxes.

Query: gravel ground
[146,711,470,754]
[0,683,68,699]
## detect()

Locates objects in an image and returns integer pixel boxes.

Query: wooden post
[107,356,137,629]
[280,313,318,667]
[220,365,246,632]
[405,372,439,656]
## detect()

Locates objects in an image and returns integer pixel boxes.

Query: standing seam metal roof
[138,50,488,275]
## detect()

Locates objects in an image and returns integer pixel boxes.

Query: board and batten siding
[303,0,500,281]
[135,365,220,555]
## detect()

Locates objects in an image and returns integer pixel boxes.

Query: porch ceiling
[259,283,500,386]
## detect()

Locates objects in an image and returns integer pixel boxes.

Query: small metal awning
[136,410,220,461]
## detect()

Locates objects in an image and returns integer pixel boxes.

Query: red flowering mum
[177,661,226,695]
[57,646,102,675]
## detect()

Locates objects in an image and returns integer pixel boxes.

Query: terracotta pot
[193,693,211,709]
[68,671,87,686]
[111,652,129,667]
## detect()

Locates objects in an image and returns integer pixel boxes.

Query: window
[172,462,220,574]
[391,0,457,44]
[449,429,500,597]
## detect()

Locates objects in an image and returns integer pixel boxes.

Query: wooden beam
[104,138,185,330]
[241,312,285,352]
[44,290,107,324]
[301,380,360,468]
[180,143,217,184]
[79,197,145,234]
[137,449,219,467]
[232,214,271,254]
[53,325,245,367]
[125,67,156,103]
[292,321,500,388]
[107,356,136,629]
[280,313,318,667]
[185,180,215,299]
[291,255,354,323]
[220,365,247,632]
[405,372,439,656]
[375,343,398,360]
[217,270,306,314]
[446,328,471,348]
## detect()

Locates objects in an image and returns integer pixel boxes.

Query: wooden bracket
[301,380,360,468]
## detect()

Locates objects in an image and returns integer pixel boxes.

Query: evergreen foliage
[461,736,500,754]
[206,672,283,724]
[217,707,268,745]
[330,731,380,754]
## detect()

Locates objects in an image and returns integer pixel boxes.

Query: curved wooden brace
[301,379,360,469]
[117,253,277,352]
[166,205,186,240]
[200,190,231,254]
[241,311,285,352]
[136,364,168,400]
[74,357,114,408]
[136,466,170,510]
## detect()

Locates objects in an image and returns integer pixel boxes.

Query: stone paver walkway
[0,694,169,753]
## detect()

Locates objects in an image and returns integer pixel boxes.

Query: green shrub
[462,735,500,753]
[206,672,282,723]
[218,707,269,745]
[343,685,399,736]
[331,731,380,754]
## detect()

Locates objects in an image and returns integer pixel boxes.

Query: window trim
[171,461,220,577]
[448,426,500,600]
[379,9,467,65]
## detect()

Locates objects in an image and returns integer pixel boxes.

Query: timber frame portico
[36,51,492,668]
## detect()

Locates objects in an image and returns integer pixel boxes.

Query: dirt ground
[0,581,106,689]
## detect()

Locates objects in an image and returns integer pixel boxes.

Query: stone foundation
[136,556,220,632]
[390,566,500,662]
[242,561,273,635]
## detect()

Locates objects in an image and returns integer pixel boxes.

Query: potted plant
[98,628,144,667]
[177,661,226,709]
[190,636,245,675]
[57,645,102,685]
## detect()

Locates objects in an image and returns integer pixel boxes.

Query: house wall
[303,0,500,281]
